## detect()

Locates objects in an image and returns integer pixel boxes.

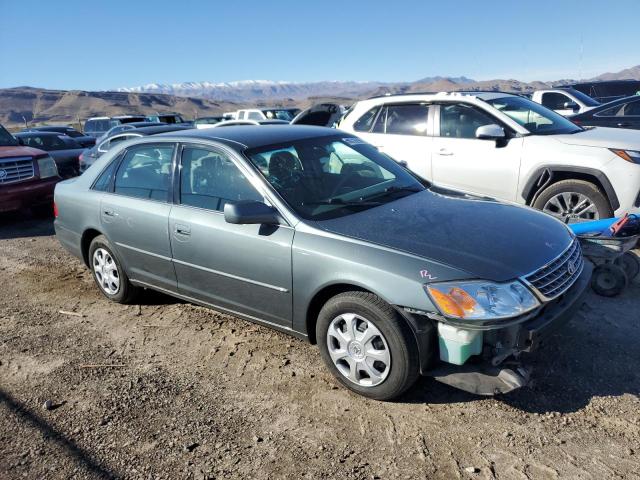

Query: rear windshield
[0,125,19,147]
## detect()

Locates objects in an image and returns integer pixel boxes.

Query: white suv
[338,92,640,222]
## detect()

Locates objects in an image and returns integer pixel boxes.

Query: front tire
[533,179,613,223]
[316,291,420,400]
[89,235,139,303]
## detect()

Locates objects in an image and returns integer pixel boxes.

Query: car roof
[15,131,67,138]
[157,125,340,148]
[27,126,75,131]
[120,121,165,128]
[365,91,516,102]
[128,125,193,136]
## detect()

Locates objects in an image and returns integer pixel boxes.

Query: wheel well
[305,284,367,344]
[80,229,102,267]
[526,170,613,208]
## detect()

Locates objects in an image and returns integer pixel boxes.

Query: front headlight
[37,155,59,178]
[426,280,540,320]
[610,149,640,164]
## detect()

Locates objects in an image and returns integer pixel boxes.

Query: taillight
[53,202,58,218]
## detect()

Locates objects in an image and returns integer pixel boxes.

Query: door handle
[617,122,631,128]
[174,224,191,235]
[103,210,116,217]
[437,148,453,156]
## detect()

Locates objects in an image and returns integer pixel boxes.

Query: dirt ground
[1,213,639,480]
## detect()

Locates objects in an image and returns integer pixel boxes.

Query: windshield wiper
[303,198,382,208]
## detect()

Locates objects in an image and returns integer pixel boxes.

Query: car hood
[553,126,640,149]
[0,145,46,158]
[315,188,573,282]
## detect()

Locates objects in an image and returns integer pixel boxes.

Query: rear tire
[88,235,139,303]
[533,179,613,223]
[316,291,420,401]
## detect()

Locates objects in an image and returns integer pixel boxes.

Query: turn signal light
[53,202,58,218]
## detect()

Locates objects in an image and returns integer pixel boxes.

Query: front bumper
[0,177,60,213]
[425,261,592,395]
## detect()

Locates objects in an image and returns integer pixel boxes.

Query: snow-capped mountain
[117,80,396,102]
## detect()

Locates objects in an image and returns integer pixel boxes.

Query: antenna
[579,33,584,80]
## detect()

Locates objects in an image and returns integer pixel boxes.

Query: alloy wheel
[542,192,599,223]
[326,313,391,387]
[93,248,120,295]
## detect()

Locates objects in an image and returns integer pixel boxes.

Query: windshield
[0,125,19,147]
[569,89,600,107]
[262,109,297,121]
[245,135,425,220]
[487,96,582,135]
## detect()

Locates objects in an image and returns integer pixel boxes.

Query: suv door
[169,145,294,327]
[354,102,433,179]
[430,103,523,202]
[99,142,177,291]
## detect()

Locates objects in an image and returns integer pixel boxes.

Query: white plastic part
[438,323,483,366]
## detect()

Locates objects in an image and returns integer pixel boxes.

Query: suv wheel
[316,292,419,400]
[533,179,613,223]
[89,235,139,303]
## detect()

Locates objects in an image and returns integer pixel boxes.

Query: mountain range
[2,65,638,128]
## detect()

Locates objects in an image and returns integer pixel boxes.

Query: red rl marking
[420,270,436,280]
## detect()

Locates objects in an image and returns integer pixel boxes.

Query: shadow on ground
[0,388,121,479]
[0,211,55,239]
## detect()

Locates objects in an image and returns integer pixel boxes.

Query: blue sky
[0,0,637,90]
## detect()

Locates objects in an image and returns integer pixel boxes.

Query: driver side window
[439,104,494,139]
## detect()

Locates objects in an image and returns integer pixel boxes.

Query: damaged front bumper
[424,261,593,395]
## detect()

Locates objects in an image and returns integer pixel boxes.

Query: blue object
[569,218,618,235]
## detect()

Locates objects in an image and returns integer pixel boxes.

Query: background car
[79,124,192,172]
[530,88,600,116]
[0,124,60,214]
[201,119,289,129]
[291,103,349,127]
[570,95,640,130]
[236,108,300,121]
[21,125,96,147]
[194,116,226,128]
[560,80,640,103]
[15,131,84,177]
[83,115,147,138]
[97,121,166,142]
[145,113,185,124]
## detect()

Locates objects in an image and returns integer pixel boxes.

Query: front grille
[524,238,584,300]
[0,156,35,184]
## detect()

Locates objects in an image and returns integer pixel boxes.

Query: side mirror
[16,137,25,146]
[563,101,579,111]
[475,124,505,140]
[224,201,280,225]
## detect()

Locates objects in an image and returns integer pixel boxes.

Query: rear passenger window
[384,104,429,135]
[624,100,640,116]
[179,147,262,211]
[92,158,119,191]
[114,144,174,201]
[353,106,380,132]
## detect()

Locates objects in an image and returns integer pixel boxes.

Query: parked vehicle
[54,125,591,400]
[21,126,96,148]
[530,88,600,116]
[236,108,300,122]
[79,124,192,172]
[15,132,84,177]
[83,115,147,138]
[338,91,640,223]
[194,116,226,128]
[200,119,289,129]
[570,95,640,130]
[291,103,349,127]
[0,124,60,213]
[145,113,185,124]
[98,122,166,143]
[559,80,640,103]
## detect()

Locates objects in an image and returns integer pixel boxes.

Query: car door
[100,142,177,291]
[430,102,523,202]
[169,144,294,328]
[354,102,434,180]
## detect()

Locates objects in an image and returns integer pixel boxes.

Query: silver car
[54,126,591,400]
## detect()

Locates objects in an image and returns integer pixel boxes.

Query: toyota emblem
[0,169,7,180]
[567,260,577,275]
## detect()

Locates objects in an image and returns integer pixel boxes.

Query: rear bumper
[426,261,592,395]
[0,177,60,213]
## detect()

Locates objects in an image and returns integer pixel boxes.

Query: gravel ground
[1,213,639,480]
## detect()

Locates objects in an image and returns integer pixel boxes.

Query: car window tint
[114,144,174,201]
[45,135,67,150]
[440,104,494,139]
[353,106,380,132]
[180,147,262,211]
[384,104,429,135]
[624,100,640,116]
[247,111,263,121]
[597,105,623,117]
[92,158,120,191]
[371,107,386,133]
[541,92,572,110]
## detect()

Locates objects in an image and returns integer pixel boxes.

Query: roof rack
[366,89,526,100]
